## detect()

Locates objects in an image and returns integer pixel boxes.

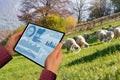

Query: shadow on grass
[66,44,120,67]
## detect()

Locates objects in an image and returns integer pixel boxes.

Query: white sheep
[95,30,107,42]
[95,30,114,42]
[73,35,89,48]
[64,38,81,52]
[114,27,120,38]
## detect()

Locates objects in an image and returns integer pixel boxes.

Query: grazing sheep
[73,36,78,41]
[108,25,113,31]
[94,30,100,37]
[95,30,108,42]
[108,27,114,31]
[106,31,114,42]
[114,27,120,38]
[95,30,114,42]
[95,30,107,36]
[83,33,91,40]
[64,38,81,52]
[73,35,89,48]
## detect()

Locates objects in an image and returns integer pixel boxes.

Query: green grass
[59,38,120,80]
[0,20,120,80]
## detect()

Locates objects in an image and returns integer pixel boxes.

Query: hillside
[57,20,120,80]
[0,21,120,80]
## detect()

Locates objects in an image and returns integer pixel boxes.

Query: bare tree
[18,0,39,23]
[40,0,71,16]
[111,0,120,13]
[89,0,112,20]
[73,0,87,23]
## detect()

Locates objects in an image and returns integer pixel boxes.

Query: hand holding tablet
[14,23,65,67]
[45,42,63,74]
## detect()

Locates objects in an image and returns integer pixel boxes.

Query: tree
[41,14,66,32]
[18,0,72,24]
[88,0,112,20]
[73,0,87,23]
[18,0,39,23]
[36,0,71,18]
[66,16,77,30]
[111,0,120,13]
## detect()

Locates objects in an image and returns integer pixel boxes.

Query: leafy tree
[66,16,77,30]
[42,14,66,32]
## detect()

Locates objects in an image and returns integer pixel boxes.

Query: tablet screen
[14,23,65,67]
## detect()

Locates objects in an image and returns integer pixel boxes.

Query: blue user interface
[15,24,64,67]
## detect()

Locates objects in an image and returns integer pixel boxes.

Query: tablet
[14,23,65,67]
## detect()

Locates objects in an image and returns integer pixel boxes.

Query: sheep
[108,25,113,31]
[108,27,114,31]
[73,36,78,41]
[95,30,108,42]
[64,38,81,52]
[83,33,91,40]
[106,31,114,42]
[114,27,120,38]
[73,35,89,48]
[95,30,114,42]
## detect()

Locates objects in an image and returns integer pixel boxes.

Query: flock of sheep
[63,25,120,53]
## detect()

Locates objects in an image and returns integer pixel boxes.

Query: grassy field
[0,20,120,80]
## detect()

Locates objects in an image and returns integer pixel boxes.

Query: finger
[57,50,63,58]
[57,50,63,62]
[11,32,22,40]
[14,31,23,38]
[50,43,63,57]
[56,42,63,49]
[53,42,63,54]
[13,31,23,41]
[49,42,63,57]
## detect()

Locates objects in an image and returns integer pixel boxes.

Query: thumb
[51,42,63,56]
[14,31,23,38]
[14,31,23,41]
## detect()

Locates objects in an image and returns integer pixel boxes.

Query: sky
[0,0,22,30]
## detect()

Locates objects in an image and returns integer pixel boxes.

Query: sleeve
[39,69,56,80]
[0,46,12,68]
